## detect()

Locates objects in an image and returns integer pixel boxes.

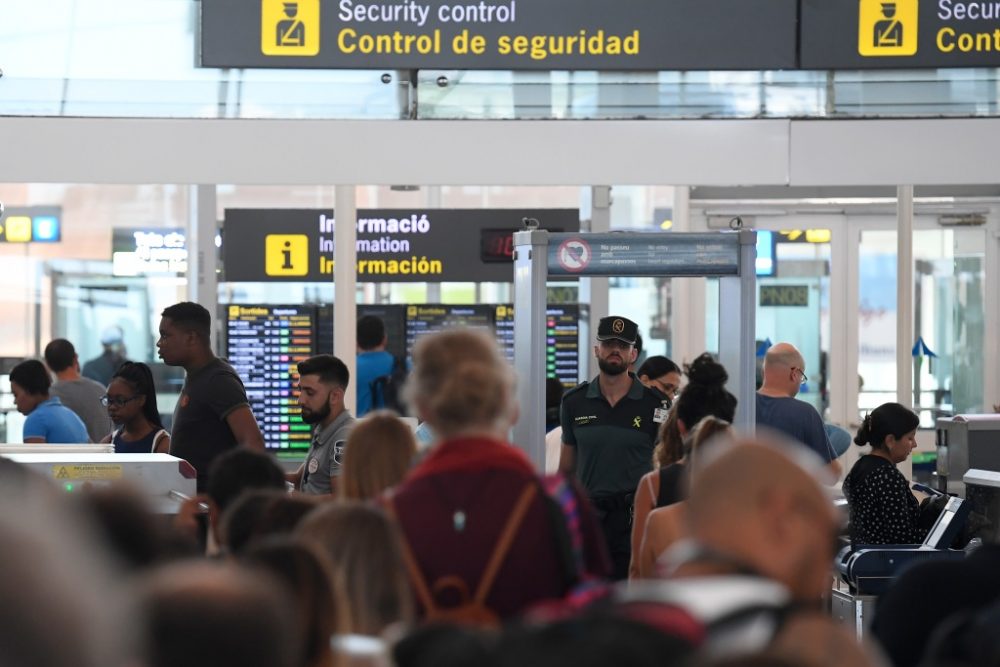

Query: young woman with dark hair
[101,361,170,454]
[842,402,923,545]
[629,353,737,579]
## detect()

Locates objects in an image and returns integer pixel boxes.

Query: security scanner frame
[512,227,757,469]
[831,494,971,640]
[2,453,197,514]
[935,415,1000,496]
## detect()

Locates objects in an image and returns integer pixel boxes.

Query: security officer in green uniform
[559,315,668,580]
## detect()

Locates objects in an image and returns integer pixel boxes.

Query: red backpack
[388,482,537,628]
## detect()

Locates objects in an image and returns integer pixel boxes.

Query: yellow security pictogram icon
[265,234,309,276]
[261,0,320,56]
[858,0,918,56]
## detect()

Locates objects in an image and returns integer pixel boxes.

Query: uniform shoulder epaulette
[562,381,589,399]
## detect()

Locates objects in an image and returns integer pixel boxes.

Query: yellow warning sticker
[52,465,124,480]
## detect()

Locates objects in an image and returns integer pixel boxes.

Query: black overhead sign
[801,0,1000,69]
[200,0,798,71]
[222,208,579,283]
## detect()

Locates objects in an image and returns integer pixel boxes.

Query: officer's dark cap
[596,316,638,346]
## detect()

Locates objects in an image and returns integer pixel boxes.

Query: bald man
[622,442,877,666]
[757,343,840,478]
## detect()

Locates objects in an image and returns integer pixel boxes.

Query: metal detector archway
[512,228,757,469]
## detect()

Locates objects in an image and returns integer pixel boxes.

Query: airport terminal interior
[5,1,1000,666]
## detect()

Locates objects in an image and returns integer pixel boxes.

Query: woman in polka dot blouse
[842,402,926,545]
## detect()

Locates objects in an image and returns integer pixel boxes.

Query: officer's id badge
[307,457,319,474]
[653,401,670,424]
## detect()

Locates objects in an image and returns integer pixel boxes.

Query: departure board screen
[405,305,495,357]
[226,305,315,454]
[495,304,582,389]
[317,305,407,361]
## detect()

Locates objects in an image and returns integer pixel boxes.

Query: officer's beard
[598,357,629,376]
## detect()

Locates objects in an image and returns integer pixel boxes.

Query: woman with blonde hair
[386,329,608,625]
[339,411,417,502]
[296,502,413,638]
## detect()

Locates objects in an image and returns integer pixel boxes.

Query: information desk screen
[317,305,407,362]
[405,305,495,357]
[226,305,315,454]
[495,305,582,390]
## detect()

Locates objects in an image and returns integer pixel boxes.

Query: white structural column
[335,186,358,414]
[896,186,914,409]
[581,186,611,377]
[670,186,702,365]
[829,216,851,429]
[187,185,219,350]
[984,207,1000,413]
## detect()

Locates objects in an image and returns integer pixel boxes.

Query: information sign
[0,207,61,244]
[801,0,1000,69]
[547,232,742,277]
[201,0,798,71]
[222,208,578,283]
[112,228,187,276]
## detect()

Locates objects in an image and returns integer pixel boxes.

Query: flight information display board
[405,305,495,357]
[495,304,583,389]
[225,305,315,454]
[317,305,407,362]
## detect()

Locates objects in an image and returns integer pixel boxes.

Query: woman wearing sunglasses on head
[100,361,170,454]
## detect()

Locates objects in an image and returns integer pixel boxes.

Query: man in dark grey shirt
[44,338,112,443]
[157,302,265,492]
[292,354,356,496]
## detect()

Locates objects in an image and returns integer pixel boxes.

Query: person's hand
[173,494,211,541]
[993,403,1000,413]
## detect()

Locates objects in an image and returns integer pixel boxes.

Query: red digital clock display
[480,229,516,263]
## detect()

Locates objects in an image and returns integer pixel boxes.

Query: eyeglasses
[100,395,140,408]
[791,367,808,383]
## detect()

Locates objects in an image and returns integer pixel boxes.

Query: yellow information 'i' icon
[261,0,320,56]
[265,234,309,276]
[858,0,918,56]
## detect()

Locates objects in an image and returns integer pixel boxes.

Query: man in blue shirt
[10,359,89,443]
[355,315,396,417]
[756,342,841,478]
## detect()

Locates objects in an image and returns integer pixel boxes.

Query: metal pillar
[334,186,358,414]
[512,229,550,470]
[718,229,758,433]
[187,185,218,351]
[897,185,914,410]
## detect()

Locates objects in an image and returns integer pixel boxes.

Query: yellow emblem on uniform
[613,319,625,334]
[633,416,642,428]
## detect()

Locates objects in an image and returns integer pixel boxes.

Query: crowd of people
[2,304,993,667]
